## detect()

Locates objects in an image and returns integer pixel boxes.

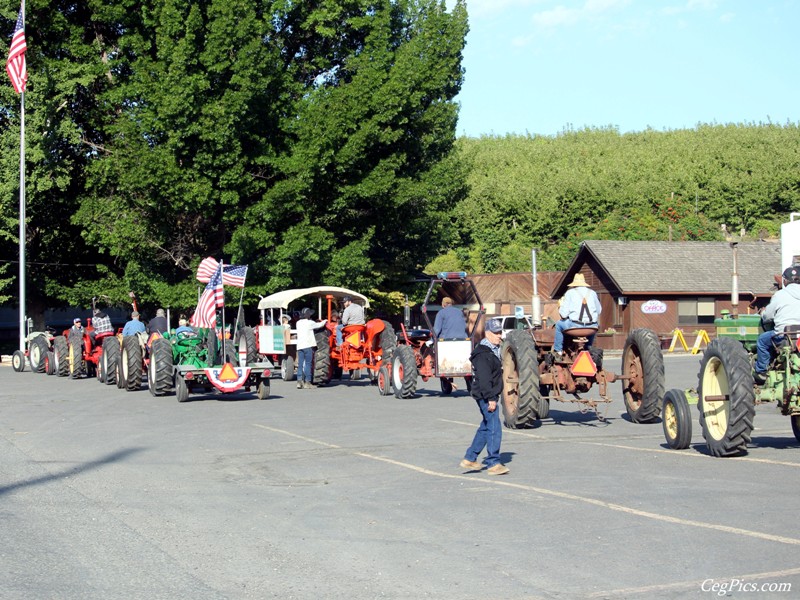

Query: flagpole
[17,0,25,354]
[220,260,226,362]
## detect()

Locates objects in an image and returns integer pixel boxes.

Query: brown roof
[554,240,782,296]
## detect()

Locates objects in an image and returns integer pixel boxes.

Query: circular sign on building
[641,299,667,314]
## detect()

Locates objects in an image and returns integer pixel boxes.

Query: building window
[678,298,716,325]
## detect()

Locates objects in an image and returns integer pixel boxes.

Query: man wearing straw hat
[553,272,602,356]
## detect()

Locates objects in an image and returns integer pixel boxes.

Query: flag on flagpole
[222,264,248,288]
[190,264,224,328]
[6,9,27,94]
[196,256,220,283]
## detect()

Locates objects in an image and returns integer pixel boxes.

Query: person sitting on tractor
[89,309,113,346]
[336,296,365,346]
[147,308,169,335]
[553,273,602,357]
[175,318,194,336]
[122,311,146,336]
[754,265,800,384]
[433,297,468,340]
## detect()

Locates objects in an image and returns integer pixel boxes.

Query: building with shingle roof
[553,240,782,349]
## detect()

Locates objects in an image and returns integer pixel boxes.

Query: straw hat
[567,273,588,287]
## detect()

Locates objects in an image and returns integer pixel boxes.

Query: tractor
[10,318,55,374]
[51,318,119,381]
[662,311,800,457]
[256,286,395,386]
[501,327,664,427]
[388,272,483,399]
[146,326,271,402]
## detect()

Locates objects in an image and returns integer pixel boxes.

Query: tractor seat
[564,326,599,337]
[343,324,367,335]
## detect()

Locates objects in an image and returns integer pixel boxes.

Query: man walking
[460,318,509,475]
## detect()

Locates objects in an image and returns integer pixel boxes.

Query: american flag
[190,264,224,328]
[196,256,219,283]
[222,264,248,288]
[6,9,27,94]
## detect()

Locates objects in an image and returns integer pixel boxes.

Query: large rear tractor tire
[281,356,295,381]
[221,340,236,365]
[313,331,331,385]
[662,389,692,450]
[53,336,69,377]
[68,335,84,379]
[101,341,119,386]
[391,345,418,399]
[235,326,258,367]
[121,335,143,391]
[621,328,665,423]
[148,337,174,397]
[29,336,49,373]
[378,321,396,361]
[698,337,755,457]
[205,329,218,367]
[501,330,544,427]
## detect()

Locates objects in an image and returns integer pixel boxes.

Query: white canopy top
[257,286,370,310]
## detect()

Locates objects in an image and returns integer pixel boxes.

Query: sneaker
[753,371,767,385]
[296,381,303,389]
[486,463,509,475]
[303,381,318,389]
[459,459,482,471]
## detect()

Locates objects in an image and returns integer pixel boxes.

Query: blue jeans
[755,330,783,374]
[554,319,597,352]
[335,324,344,346]
[465,398,502,467]
[297,347,313,382]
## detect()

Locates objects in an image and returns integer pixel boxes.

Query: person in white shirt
[295,307,327,389]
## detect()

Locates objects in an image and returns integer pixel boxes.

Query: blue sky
[449,0,799,137]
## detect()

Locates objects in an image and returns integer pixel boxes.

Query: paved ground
[1,353,799,599]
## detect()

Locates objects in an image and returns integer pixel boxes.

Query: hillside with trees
[427,124,800,273]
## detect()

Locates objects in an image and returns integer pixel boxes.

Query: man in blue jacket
[460,318,509,476]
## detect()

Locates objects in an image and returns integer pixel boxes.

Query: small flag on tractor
[222,264,248,288]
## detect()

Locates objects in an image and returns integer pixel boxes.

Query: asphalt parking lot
[1,353,799,599]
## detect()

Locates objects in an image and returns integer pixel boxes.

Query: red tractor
[51,319,119,381]
[315,295,396,385]
[388,272,483,398]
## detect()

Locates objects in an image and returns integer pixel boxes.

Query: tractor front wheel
[176,374,189,402]
[281,356,295,381]
[377,365,392,396]
[698,337,755,457]
[257,378,270,400]
[391,345,417,399]
[11,350,25,372]
[791,415,800,444]
[501,330,544,427]
[68,336,84,379]
[621,328,665,423]
[662,389,692,450]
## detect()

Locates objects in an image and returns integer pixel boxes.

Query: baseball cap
[73,317,81,324]
[485,318,503,334]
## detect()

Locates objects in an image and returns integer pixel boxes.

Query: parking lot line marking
[253,423,800,547]
[576,441,800,467]
[441,419,800,467]
[587,565,800,598]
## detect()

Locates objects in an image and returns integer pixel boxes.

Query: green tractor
[662,311,800,456]
[147,326,270,402]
